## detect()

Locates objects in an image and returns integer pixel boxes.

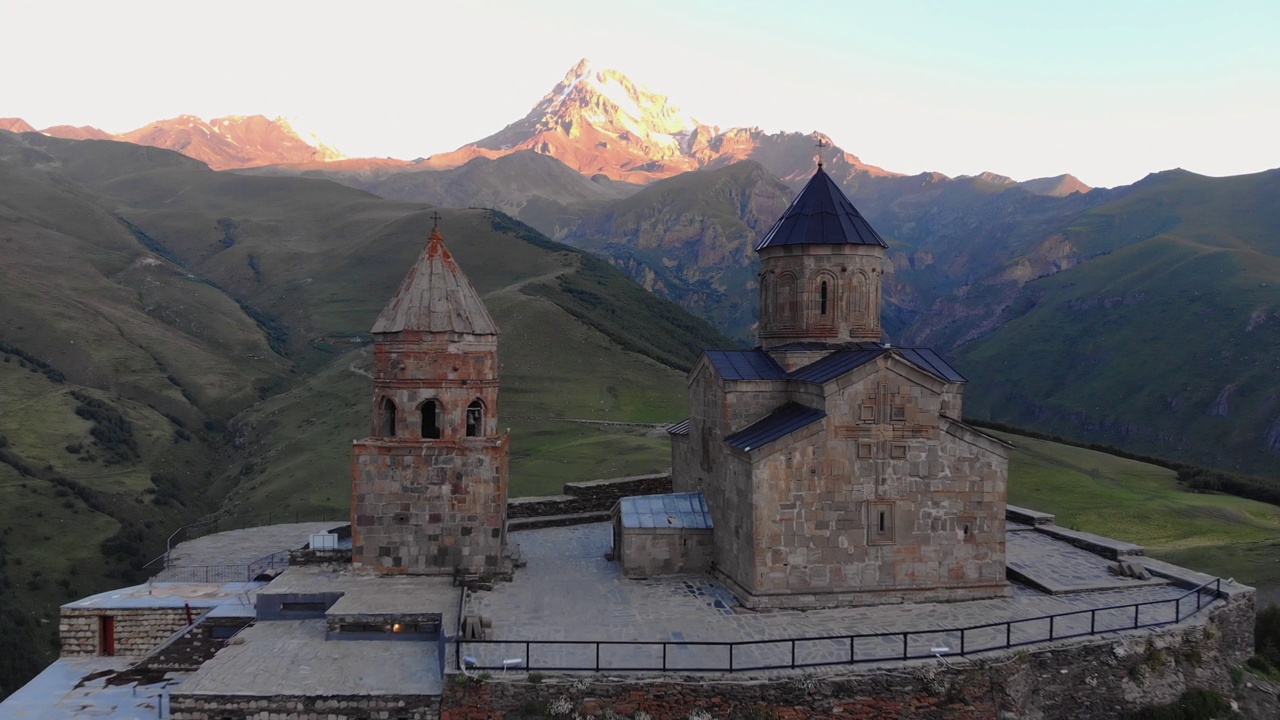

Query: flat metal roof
[618,492,713,530]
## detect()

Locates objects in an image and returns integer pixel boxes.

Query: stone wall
[169,694,439,720]
[507,473,673,519]
[441,592,1255,720]
[351,436,508,576]
[758,242,885,348]
[684,354,1010,609]
[617,525,713,578]
[60,607,194,657]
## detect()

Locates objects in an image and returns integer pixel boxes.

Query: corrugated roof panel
[706,350,787,381]
[724,403,826,452]
[897,348,967,383]
[666,419,690,436]
[756,168,887,250]
[788,349,884,384]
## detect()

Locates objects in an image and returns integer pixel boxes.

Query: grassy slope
[999,429,1280,604]
[562,161,791,342]
[958,170,1280,476]
[0,131,730,695]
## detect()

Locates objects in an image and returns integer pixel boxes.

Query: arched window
[465,399,484,438]
[379,397,397,438]
[850,271,869,318]
[759,275,772,326]
[421,400,441,440]
[820,281,829,316]
[778,274,797,326]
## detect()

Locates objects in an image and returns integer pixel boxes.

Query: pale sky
[4,0,1278,188]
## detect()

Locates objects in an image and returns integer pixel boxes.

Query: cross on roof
[429,211,442,231]
[815,138,827,169]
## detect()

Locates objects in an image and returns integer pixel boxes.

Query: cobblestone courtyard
[462,523,1214,671]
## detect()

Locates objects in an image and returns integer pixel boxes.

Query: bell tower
[756,166,887,362]
[351,221,509,576]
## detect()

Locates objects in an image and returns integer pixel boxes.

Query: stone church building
[661,167,1011,609]
[350,226,510,577]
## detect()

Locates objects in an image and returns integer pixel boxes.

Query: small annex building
[612,491,714,578]
[651,166,1011,609]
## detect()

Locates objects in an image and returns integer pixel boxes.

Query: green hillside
[958,169,1280,476]
[997,429,1280,605]
[0,130,730,697]
[563,160,793,341]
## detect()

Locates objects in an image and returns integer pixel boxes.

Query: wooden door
[99,616,115,656]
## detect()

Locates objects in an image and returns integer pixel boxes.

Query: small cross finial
[429,211,442,231]
[815,137,828,169]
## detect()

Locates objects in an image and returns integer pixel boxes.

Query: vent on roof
[309,533,338,550]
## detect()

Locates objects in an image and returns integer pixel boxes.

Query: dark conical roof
[755,167,887,250]
[371,228,498,335]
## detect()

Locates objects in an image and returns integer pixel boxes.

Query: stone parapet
[169,694,439,720]
[506,473,672,519]
[1037,525,1145,559]
[441,589,1255,720]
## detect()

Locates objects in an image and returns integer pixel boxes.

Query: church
[652,165,1012,608]
[343,164,1009,610]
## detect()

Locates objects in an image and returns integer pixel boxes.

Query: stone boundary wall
[507,473,672,519]
[169,694,439,720]
[441,592,1255,720]
[60,607,194,657]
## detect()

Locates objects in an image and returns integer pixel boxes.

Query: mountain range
[2,56,1279,698]
[13,58,1271,479]
[0,114,344,170]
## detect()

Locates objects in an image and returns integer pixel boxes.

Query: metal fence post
[1006,622,1012,648]
[902,633,908,659]
[525,642,530,669]
[1090,610,1096,635]
[960,629,966,656]
[849,636,855,664]
[729,644,734,672]
[791,639,796,668]
[1049,616,1055,640]
[662,643,667,671]
[595,643,600,671]
[1133,605,1140,628]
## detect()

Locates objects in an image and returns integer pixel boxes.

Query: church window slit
[466,399,484,437]
[820,281,829,316]
[421,400,441,439]
[869,501,895,544]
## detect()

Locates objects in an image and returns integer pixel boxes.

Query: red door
[99,616,115,656]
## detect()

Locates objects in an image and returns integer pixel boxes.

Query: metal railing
[458,578,1223,673]
[142,510,346,577]
[153,550,292,584]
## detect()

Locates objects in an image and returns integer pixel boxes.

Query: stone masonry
[60,607,195,657]
[442,587,1254,720]
[674,351,1008,608]
[351,227,509,576]
[670,166,1008,608]
[169,694,440,720]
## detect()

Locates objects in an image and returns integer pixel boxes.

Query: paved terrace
[463,522,1219,671]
